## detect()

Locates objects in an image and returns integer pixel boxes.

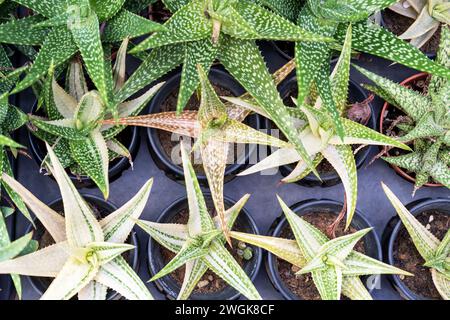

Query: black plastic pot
[27,102,140,189]
[382,197,450,300]
[147,194,263,300]
[266,199,382,300]
[146,68,261,185]
[265,72,376,187]
[25,194,139,300]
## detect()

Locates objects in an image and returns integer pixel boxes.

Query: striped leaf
[95,256,153,300]
[41,257,99,300]
[431,268,450,300]
[46,143,105,247]
[29,117,86,141]
[343,251,413,277]
[100,178,153,243]
[203,240,261,300]
[86,242,134,265]
[178,259,208,300]
[0,233,33,262]
[136,220,188,253]
[321,145,357,229]
[66,59,88,102]
[78,281,107,300]
[69,129,109,199]
[312,267,342,300]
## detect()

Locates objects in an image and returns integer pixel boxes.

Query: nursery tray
[6,42,450,300]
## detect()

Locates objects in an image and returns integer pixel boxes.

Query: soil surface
[158,206,252,296]
[383,9,441,54]
[276,211,366,300]
[157,84,244,175]
[393,210,449,299]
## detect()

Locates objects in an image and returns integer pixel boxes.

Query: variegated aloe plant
[382,183,449,300]
[294,0,450,139]
[234,26,411,228]
[0,0,163,109]
[136,141,261,300]
[29,39,163,199]
[357,25,450,192]
[117,0,334,177]
[388,0,449,49]
[231,195,411,300]
[106,62,291,241]
[0,144,154,300]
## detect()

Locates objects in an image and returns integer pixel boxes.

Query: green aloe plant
[382,183,449,300]
[357,25,450,192]
[294,0,450,140]
[116,0,335,177]
[231,195,411,300]
[0,143,154,300]
[232,26,411,228]
[0,0,164,110]
[105,62,293,241]
[29,39,163,199]
[388,0,449,49]
[136,141,261,300]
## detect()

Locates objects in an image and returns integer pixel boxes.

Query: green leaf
[103,9,165,43]
[0,233,33,262]
[30,117,86,141]
[13,0,68,18]
[69,129,109,199]
[13,26,78,94]
[0,15,48,45]
[89,0,126,21]
[338,22,450,79]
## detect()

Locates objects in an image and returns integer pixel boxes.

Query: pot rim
[147,193,263,300]
[265,198,382,300]
[26,193,140,300]
[145,67,261,182]
[379,72,443,187]
[385,197,450,300]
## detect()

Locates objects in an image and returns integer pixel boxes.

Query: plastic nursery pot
[25,194,139,300]
[27,102,140,189]
[267,73,376,187]
[266,199,382,300]
[379,72,442,188]
[146,68,261,185]
[382,198,450,300]
[147,195,263,300]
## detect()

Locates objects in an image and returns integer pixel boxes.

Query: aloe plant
[0,144,154,300]
[233,26,411,228]
[357,25,450,192]
[294,0,450,140]
[0,0,163,109]
[231,195,411,300]
[388,0,449,49]
[106,62,292,241]
[382,183,449,300]
[117,0,335,177]
[136,141,261,300]
[28,39,163,199]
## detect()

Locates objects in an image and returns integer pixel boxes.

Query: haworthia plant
[231,195,411,300]
[388,0,449,49]
[104,62,294,241]
[234,25,411,228]
[119,0,334,176]
[0,0,163,108]
[357,25,450,192]
[29,39,163,199]
[136,141,261,300]
[0,144,154,300]
[382,183,450,300]
[294,0,450,139]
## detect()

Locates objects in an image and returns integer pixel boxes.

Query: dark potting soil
[276,211,366,300]
[157,84,243,175]
[393,210,449,299]
[383,9,441,54]
[158,207,251,295]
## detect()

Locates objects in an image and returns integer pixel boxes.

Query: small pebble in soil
[291,265,300,273]
[429,215,434,223]
[197,280,209,289]
[238,242,247,250]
